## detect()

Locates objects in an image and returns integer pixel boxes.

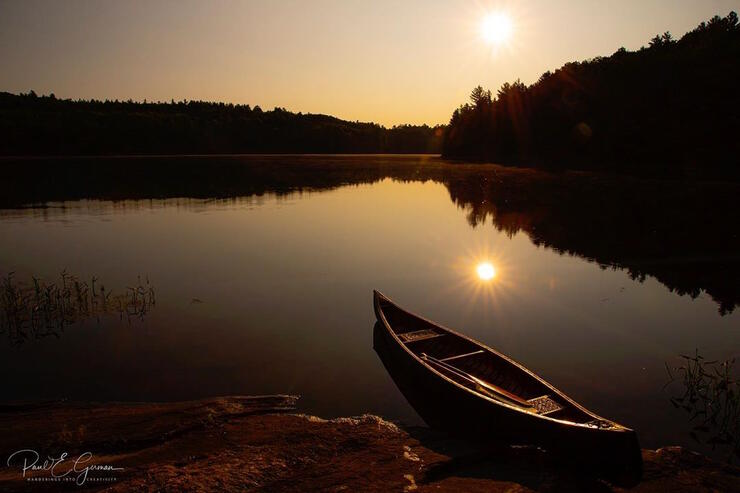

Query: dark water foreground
[0,155,738,461]
[0,396,737,492]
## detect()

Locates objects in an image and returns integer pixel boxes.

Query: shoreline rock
[0,396,737,492]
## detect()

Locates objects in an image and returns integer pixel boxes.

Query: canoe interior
[377,295,602,426]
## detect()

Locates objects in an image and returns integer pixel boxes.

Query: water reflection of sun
[445,242,516,314]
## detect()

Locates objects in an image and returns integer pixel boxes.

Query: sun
[476,262,497,281]
[480,13,513,46]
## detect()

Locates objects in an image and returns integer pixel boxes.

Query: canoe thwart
[440,350,485,362]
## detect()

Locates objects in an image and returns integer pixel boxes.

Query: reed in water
[665,350,739,461]
[0,270,155,345]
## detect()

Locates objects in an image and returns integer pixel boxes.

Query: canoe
[373,290,642,482]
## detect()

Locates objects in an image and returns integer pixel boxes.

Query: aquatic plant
[0,271,155,346]
[665,349,739,461]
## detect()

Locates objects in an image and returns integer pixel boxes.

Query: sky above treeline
[1,0,738,126]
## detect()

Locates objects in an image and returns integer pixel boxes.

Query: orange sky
[1,1,737,126]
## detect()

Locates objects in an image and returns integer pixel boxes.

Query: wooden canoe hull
[372,292,643,483]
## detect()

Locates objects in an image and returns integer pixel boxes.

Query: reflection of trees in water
[665,350,739,462]
[2,155,739,314]
[1,271,155,346]
[442,171,740,315]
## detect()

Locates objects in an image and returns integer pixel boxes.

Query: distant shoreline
[0,91,445,157]
[2,153,738,185]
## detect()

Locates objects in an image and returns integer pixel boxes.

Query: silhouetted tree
[470,86,492,105]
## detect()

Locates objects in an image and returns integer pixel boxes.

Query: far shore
[0,396,737,492]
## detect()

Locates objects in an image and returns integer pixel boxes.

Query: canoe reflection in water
[372,290,643,485]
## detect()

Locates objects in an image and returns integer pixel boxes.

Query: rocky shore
[0,396,737,492]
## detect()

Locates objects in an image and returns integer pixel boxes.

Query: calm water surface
[0,157,737,459]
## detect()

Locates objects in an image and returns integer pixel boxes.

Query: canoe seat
[399,329,444,344]
[527,395,564,415]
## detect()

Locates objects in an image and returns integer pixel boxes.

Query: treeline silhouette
[2,155,738,315]
[0,93,443,155]
[443,12,740,179]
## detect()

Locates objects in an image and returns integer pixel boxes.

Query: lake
[0,155,738,460]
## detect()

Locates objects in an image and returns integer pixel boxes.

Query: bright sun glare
[476,262,497,281]
[480,13,513,46]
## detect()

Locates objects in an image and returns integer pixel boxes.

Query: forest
[442,12,740,179]
[0,93,443,155]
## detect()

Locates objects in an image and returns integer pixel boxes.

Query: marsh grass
[0,270,155,345]
[665,349,739,460]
